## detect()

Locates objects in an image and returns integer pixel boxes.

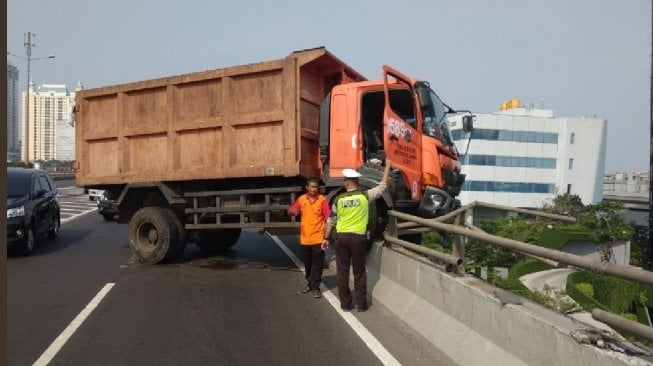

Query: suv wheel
[21,228,36,255]
[48,216,60,239]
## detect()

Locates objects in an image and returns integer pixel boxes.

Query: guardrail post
[452,213,466,275]
[387,214,398,239]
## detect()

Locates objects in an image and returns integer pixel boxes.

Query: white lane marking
[60,208,92,213]
[33,283,115,366]
[269,235,401,366]
[61,208,97,224]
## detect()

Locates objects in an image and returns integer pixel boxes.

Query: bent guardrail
[384,201,653,342]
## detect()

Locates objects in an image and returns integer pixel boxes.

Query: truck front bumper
[417,186,456,218]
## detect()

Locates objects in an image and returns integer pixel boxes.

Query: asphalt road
[7,181,444,366]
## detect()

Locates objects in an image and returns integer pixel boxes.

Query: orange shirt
[289,193,330,245]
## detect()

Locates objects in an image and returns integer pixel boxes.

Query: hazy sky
[7,0,651,174]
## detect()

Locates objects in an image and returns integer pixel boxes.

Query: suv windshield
[7,172,31,197]
[417,82,454,147]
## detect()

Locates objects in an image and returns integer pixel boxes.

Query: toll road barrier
[366,241,650,366]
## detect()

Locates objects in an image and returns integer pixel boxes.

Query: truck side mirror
[462,115,474,133]
[416,88,431,109]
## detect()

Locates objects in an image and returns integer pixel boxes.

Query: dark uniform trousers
[303,244,325,290]
[334,233,368,309]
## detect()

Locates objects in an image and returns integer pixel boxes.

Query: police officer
[322,159,391,312]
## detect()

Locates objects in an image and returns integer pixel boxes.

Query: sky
[7,0,652,174]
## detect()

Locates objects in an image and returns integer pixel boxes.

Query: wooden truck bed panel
[75,47,365,187]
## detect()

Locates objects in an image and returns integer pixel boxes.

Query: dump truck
[74,47,473,264]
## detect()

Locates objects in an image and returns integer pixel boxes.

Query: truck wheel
[195,228,241,253]
[161,208,187,261]
[366,200,388,251]
[363,162,422,245]
[128,207,181,264]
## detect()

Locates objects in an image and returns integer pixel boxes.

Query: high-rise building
[21,83,78,161]
[450,102,606,222]
[7,62,20,161]
[56,120,75,161]
[55,80,83,161]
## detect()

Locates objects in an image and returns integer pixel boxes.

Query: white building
[450,103,606,220]
[7,62,20,161]
[56,120,75,161]
[603,171,649,198]
[22,83,78,161]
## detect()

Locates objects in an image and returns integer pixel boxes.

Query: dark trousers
[335,233,368,308]
[303,244,325,290]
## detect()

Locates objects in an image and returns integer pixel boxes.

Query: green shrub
[533,284,581,314]
[491,277,580,314]
[567,271,638,314]
[422,231,452,253]
[576,282,594,298]
[465,217,537,267]
[566,272,610,312]
[507,259,555,281]
[621,313,638,322]
[588,274,638,314]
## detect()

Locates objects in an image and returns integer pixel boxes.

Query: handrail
[383,232,462,268]
[387,210,653,286]
[591,309,653,341]
[384,203,653,342]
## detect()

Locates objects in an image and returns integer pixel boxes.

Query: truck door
[382,65,423,200]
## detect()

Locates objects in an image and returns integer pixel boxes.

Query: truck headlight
[417,186,452,218]
[7,206,25,218]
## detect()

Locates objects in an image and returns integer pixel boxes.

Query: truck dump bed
[74,47,365,187]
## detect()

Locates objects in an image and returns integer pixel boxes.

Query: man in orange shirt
[287,177,331,298]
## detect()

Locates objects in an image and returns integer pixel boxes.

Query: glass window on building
[570,132,575,144]
[568,158,574,169]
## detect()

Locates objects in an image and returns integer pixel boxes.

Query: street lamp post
[8,32,55,162]
[23,32,55,163]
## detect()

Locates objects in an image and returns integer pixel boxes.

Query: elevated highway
[604,194,649,237]
[363,204,653,365]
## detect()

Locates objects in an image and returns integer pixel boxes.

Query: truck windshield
[417,83,454,147]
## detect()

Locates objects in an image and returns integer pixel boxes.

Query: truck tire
[161,208,187,260]
[195,228,242,254]
[128,207,181,264]
[361,162,421,245]
[360,163,388,244]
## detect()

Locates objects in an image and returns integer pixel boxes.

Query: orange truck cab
[320,65,473,223]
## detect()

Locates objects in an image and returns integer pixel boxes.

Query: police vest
[334,190,369,235]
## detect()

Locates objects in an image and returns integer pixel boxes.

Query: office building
[56,119,75,161]
[7,62,20,161]
[450,100,606,221]
[22,83,77,161]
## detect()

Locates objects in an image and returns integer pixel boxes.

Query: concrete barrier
[366,241,652,366]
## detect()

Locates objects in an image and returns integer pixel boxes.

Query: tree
[542,193,585,218]
[464,194,634,267]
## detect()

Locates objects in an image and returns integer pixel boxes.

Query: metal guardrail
[384,201,653,342]
[50,172,75,180]
[592,309,653,341]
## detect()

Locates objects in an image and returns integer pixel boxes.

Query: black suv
[7,168,61,254]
